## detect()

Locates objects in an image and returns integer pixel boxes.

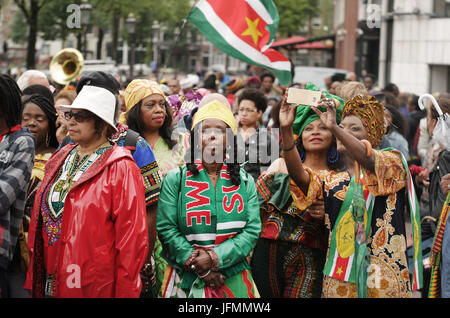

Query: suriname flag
[188,0,292,86]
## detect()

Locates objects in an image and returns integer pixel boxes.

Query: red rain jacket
[25,144,148,298]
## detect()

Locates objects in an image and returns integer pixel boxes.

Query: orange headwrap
[342,95,385,147]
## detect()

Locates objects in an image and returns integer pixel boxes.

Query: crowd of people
[0,65,449,299]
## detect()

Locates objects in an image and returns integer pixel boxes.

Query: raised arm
[279,96,310,193]
[311,98,375,173]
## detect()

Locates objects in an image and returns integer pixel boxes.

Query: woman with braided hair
[14,95,59,293]
[156,100,261,298]
[280,94,423,298]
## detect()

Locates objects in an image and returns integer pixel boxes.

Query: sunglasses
[64,110,94,123]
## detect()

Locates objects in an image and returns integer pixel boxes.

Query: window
[202,56,209,67]
[215,52,225,65]
[434,0,450,17]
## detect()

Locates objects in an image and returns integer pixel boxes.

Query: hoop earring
[327,145,339,165]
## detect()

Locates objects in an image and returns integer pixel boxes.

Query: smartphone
[287,88,321,107]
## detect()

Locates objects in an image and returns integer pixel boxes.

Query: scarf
[180,162,248,248]
[0,125,22,144]
[176,162,249,291]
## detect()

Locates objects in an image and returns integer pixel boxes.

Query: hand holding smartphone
[286,88,322,107]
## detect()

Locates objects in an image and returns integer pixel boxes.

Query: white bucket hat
[59,85,118,131]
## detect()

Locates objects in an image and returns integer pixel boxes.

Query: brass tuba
[50,48,84,85]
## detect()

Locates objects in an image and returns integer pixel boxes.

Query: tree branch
[38,0,50,11]
[14,0,30,21]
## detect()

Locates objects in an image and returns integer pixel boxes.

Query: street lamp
[126,13,137,80]
[152,20,160,79]
[80,0,92,58]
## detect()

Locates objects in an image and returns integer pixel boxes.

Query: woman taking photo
[25,85,148,298]
[156,100,261,298]
[280,94,423,298]
[251,88,345,298]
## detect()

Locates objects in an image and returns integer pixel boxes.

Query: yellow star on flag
[336,267,343,276]
[241,17,263,46]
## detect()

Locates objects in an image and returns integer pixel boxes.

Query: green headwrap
[292,84,344,136]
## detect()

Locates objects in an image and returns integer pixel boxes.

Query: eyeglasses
[64,110,94,123]
[238,108,258,114]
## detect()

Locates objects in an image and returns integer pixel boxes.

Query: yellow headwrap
[119,79,165,124]
[192,100,237,135]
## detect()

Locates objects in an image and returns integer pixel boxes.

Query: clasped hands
[185,249,225,289]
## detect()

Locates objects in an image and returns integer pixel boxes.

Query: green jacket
[156,165,261,289]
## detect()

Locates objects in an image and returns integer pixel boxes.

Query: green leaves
[11,0,192,46]
[273,0,319,37]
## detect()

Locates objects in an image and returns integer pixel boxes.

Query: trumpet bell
[50,48,84,85]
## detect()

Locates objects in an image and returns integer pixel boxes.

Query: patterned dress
[150,133,188,297]
[152,133,189,177]
[110,123,162,206]
[13,153,53,274]
[291,150,413,298]
[25,153,53,220]
[252,171,329,298]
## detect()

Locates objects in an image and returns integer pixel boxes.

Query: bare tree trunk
[97,28,104,60]
[25,0,39,69]
[111,8,120,65]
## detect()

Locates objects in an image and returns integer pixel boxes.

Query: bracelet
[197,269,211,279]
[282,140,297,152]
